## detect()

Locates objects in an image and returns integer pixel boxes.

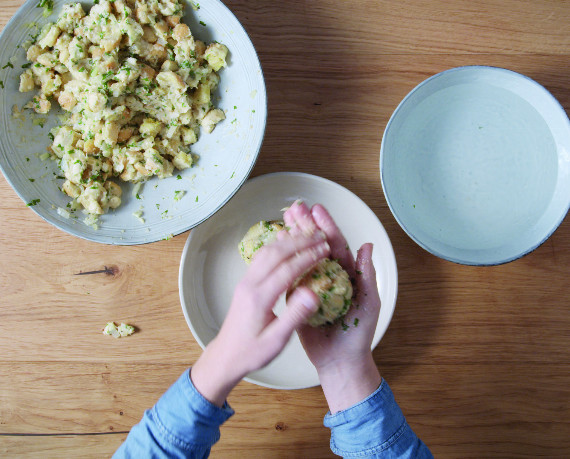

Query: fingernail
[311,242,330,259]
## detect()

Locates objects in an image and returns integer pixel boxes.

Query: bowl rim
[379,65,570,266]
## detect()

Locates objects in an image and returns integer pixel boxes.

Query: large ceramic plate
[0,0,266,244]
[179,172,398,389]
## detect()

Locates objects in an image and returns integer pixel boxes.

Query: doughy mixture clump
[291,258,352,327]
[19,0,228,217]
[238,219,353,327]
[238,220,284,264]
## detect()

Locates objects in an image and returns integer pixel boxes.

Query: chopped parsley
[353,318,359,327]
[176,175,182,180]
[28,178,35,182]
[340,319,349,331]
[26,199,40,206]
[135,193,141,200]
[199,20,206,26]
[195,196,199,202]
[37,0,54,16]
[21,63,32,69]
[0,81,4,89]
[2,62,14,70]
[356,270,363,275]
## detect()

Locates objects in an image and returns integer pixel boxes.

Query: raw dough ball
[293,258,353,327]
[238,220,284,264]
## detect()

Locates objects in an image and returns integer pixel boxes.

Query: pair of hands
[191,202,381,413]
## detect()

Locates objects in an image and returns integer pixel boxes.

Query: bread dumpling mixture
[292,258,352,327]
[18,0,228,219]
[238,220,353,327]
[238,220,284,264]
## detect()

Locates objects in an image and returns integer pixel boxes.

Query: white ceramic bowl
[381,66,570,265]
[0,0,266,244]
[179,172,398,389]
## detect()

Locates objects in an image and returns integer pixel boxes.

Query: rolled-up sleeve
[114,368,234,459]
[324,380,433,458]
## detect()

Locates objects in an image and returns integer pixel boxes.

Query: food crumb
[103,322,135,338]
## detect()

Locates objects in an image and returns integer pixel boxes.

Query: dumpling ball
[238,220,285,264]
[292,258,353,327]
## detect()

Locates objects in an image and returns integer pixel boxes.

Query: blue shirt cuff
[324,379,424,457]
[150,368,235,449]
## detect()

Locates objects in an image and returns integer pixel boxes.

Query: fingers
[247,230,327,284]
[260,287,319,353]
[257,240,330,303]
[311,204,356,277]
[284,201,318,236]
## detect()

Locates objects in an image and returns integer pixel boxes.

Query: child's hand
[191,229,330,406]
[284,201,382,413]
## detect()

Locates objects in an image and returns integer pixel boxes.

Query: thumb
[355,243,380,302]
[261,287,320,351]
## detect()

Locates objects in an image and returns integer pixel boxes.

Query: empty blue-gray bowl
[380,66,570,265]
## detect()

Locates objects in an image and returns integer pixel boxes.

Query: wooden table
[1,0,569,457]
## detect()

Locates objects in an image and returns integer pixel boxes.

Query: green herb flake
[21,63,32,69]
[28,178,35,182]
[2,62,14,70]
[199,20,206,26]
[37,0,54,16]
[176,174,182,180]
[340,319,349,331]
[26,198,40,206]
[135,193,141,200]
[0,81,4,89]
[353,318,359,327]
[195,196,199,202]
[356,270,363,275]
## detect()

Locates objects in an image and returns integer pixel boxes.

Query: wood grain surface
[1,0,570,457]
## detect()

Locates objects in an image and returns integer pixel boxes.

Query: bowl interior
[381,66,570,265]
[0,0,266,244]
[179,172,398,389]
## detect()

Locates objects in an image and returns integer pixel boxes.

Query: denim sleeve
[113,368,234,459]
[324,380,433,458]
